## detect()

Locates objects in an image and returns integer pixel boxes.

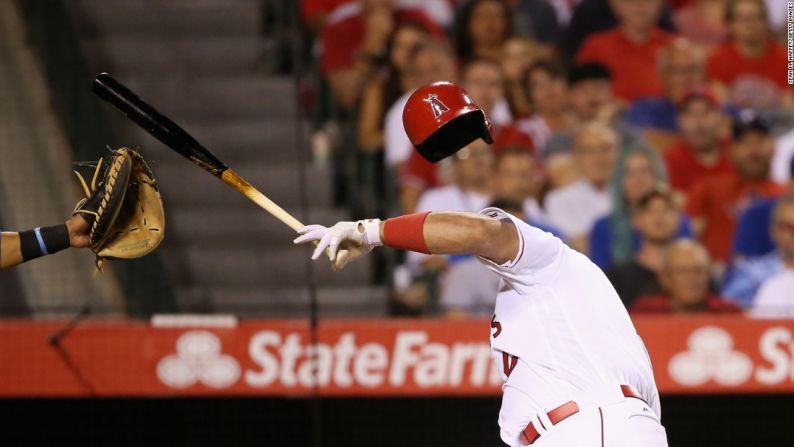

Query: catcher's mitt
[73,147,164,267]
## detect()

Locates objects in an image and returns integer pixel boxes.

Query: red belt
[519,385,645,445]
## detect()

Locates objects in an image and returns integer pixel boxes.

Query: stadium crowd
[304,0,794,318]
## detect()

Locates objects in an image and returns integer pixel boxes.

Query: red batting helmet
[402,81,493,163]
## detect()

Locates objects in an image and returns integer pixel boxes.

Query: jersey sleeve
[475,207,563,287]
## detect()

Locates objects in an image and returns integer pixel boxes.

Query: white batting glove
[293,220,382,271]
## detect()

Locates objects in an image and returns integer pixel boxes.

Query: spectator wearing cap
[320,0,444,109]
[607,188,686,309]
[663,89,734,195]
[453,0,512,63]
[673,0,729,48]
[631,240,741,314]
[591,148,692,270]
[707,0,791,108]
[749,194,794,318]
[724,193,794,310]
[545,122,618,253]
[686,112,785,264]
[732,156,794,258]
[575,0,676,103]
[625,39,707,144]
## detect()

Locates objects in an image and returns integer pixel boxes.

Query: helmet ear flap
[414,110,493,162]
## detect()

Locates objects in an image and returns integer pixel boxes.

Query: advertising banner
[2,316,794,396]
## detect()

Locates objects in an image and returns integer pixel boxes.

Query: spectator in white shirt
[750,194,794,318]
[408,139,494,272]
[393,139,494,315]
[545,122,618,253]
[439,200,529,318]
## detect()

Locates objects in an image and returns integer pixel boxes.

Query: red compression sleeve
[383,212,431,254]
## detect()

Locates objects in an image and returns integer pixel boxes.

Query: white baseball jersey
[476,208,661,419]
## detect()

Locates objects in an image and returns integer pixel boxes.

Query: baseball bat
[91,72,304,232]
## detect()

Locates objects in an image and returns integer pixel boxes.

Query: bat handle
[221,169,304,231]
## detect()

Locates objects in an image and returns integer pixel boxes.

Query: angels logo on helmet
[423,94,450,119]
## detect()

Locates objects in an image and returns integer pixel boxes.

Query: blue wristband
[34,227,49,255]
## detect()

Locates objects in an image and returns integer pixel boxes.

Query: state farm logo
[668,326,753,386]
[157,331,241,389]
[156,329,500,391]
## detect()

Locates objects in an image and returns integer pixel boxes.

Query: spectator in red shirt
[631,239,742,313]
[576,0,676,102]
[707,0,791,108]
[664,89,734,196]
[453,0,512,63]
[320,0,443,109]
[686,112,785,263]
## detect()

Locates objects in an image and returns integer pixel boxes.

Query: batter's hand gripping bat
[91,72,304,232]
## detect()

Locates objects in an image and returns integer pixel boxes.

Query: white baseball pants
[497,364,668,446]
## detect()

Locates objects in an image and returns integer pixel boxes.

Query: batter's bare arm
[411,212,518,264]
[294,211,519,269]
[0,215,90,270]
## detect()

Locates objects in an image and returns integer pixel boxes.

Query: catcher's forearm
[378,212,518,265]
[0,225,71,270]
[0,232,22,269]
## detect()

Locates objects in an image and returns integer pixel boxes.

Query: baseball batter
[294,82,667,446]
